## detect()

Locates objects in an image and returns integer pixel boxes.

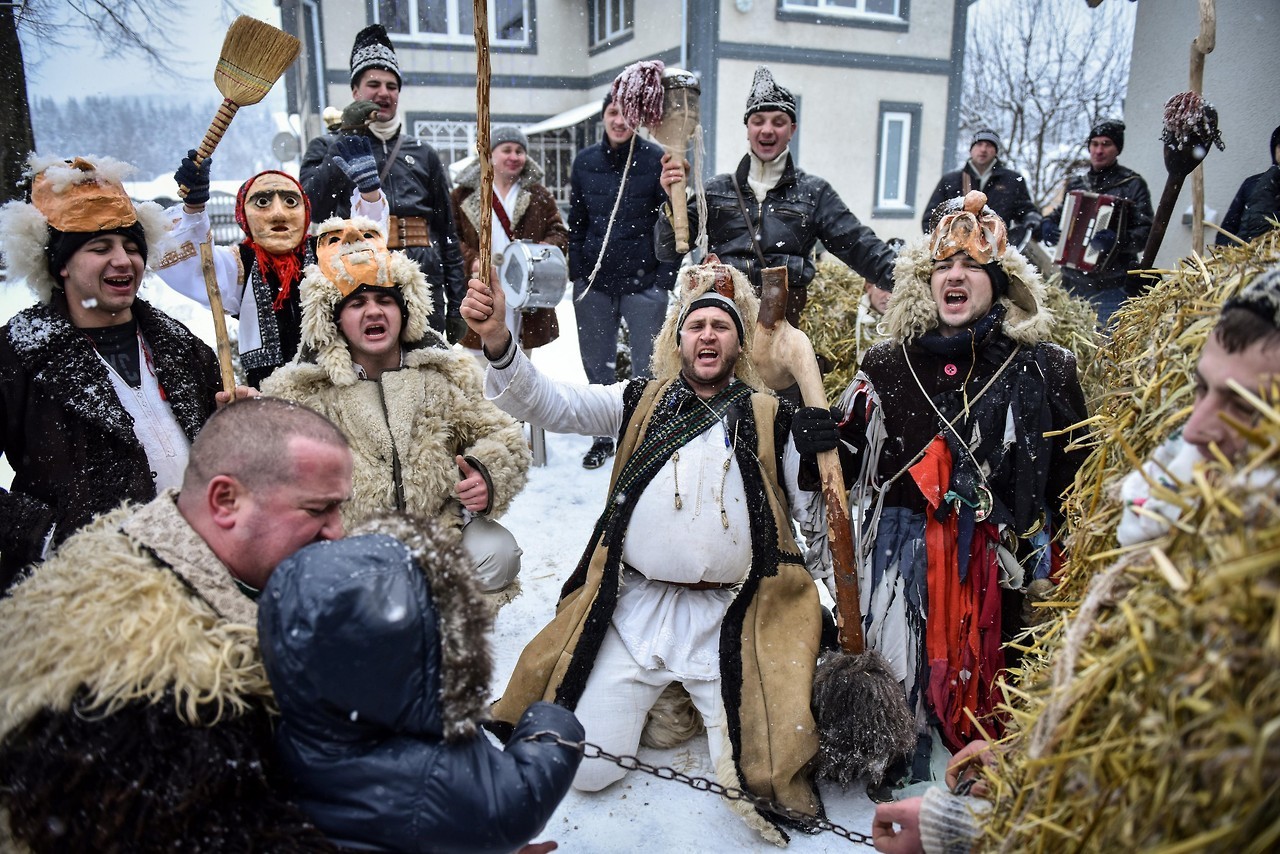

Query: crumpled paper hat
[929,190,1008,265]
[31,157,137,233]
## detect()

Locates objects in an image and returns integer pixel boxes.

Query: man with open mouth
[0,154,226,592]
[262,217,531,602]
[800,190,1090,794]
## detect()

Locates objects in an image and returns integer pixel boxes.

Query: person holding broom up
[797,191,1089,792]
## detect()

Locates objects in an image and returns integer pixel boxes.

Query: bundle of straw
[969,229,1280,852]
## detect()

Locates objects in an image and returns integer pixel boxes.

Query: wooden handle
[199,238,237,399]
[671,178,690,254]
[178,99,239,198]
[1141,172,1188,269]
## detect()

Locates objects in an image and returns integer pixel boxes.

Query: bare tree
[960,0,1136,210]
[1,0,212,204]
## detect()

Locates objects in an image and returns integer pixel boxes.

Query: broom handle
[671,176,690,254]
[177,99,241,198]
[199,237,238,399]
[474,0,493,285]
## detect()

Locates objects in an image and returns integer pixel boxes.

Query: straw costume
[835,193,1089,776]
[0,155,219,591]
[485,261,825,845]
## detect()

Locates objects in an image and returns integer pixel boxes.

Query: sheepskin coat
[491,378,823,845]
[0,493,332,851]
[263,343,529,532]
[259,517,583,853]
[0,293,219,591]
[450,158,567,350]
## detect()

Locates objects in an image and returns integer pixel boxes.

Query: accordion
[1052,190,1130,273]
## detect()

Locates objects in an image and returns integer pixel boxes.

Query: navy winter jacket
[567,136,678,296]
[259,530,583,854]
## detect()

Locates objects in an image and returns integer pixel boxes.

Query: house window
[411,119,577,205]
[781,0,901,17]
[589,0,634,47]
[874,102,920,217]
[377,0,531,47]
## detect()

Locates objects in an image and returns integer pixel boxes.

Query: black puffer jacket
[0,293,219,591]
[259,521,584,854]
[301,132,466,326]
[655,154,896,293]
[1047,162,1153,292]
[922,160,1042,246]
[567,136,678,297]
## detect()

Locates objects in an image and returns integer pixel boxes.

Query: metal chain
[521,731,876,847]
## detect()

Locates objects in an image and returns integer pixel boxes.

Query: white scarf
[368,111,404,142]
[747,148,790,204]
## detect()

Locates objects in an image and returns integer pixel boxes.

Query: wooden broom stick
[474,1,493,288]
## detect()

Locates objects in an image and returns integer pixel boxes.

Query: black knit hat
[678,292,745,344]
[744,66,796,124]
[1089,119,1125,153]
[46,222,149,287]
[350,24,401,88]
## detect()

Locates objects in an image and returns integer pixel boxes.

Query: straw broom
[178,16,300,398]
[752,266,916,788]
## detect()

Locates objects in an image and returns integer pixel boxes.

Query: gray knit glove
[332,134,380,194]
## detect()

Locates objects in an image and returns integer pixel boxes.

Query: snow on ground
[0,276,881,850]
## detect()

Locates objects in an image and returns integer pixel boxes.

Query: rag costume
[450,150,568,350]
[0,494,332,850]
[656,67,896,325]
[0,155,219,591]
[261,217,529,592]
[835,193,1088,770]
[486,264,826,845]
[259,517,584,854]
[157,171,386,387]
[301,25,466,335]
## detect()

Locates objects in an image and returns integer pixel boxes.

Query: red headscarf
[235,170,312,311]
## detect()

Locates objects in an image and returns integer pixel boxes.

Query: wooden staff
[474,1,493,288]
[178,16,300,399]
[752,266,915,787]
[1189,0,1215,253]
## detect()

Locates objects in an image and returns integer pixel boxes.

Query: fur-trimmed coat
[259,517,583,853]
[0,493,332,851]
[262,342,529,533]
[450,158,567,350]
[0,293,219,591]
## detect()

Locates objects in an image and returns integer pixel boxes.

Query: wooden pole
[474,1,493,288]
[1189,0,1216,253]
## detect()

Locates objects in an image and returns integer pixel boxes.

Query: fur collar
[454,158,545,232]
[0,499,271,743]
[347,515,493,741]
[293,229,442,388]
[881,238,1053,345]
[2,296,211,441]
[264,335,457,395]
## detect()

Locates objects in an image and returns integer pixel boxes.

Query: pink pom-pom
[611,60,666,129]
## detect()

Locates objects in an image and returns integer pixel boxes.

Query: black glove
[1089,228,1117,253]
[792,406,842,456]
[332,134,380,194]
[341,99,380,132]
[1039,219,1061,246]
[445,315,469,345]
[175,149,211,206]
